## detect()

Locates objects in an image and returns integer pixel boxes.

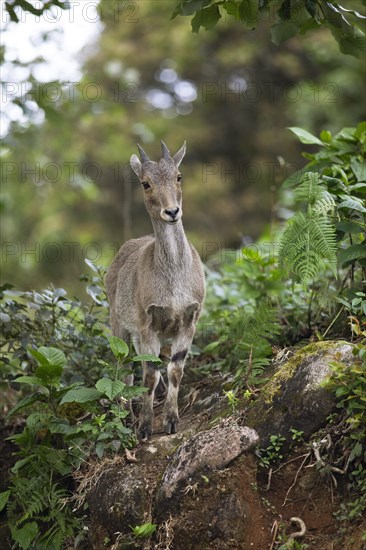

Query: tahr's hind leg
[113,324,135,423]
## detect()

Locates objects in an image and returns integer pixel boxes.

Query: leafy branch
[172,0,366,58]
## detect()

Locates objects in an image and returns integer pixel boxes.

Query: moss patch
[261,341,341,405]
[245,341,350,429]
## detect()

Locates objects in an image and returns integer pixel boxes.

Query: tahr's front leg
[164,331,193,434]
[138,332,160,441]
[139,361,160,440]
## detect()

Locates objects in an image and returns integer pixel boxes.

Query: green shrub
[0,260,111,387]
[280,123,366,291]
[326,338,366,521]
[0,334,159,549]
[199,244,282,388]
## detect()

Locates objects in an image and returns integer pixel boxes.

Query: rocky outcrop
[156,424,258,513]
[245,341,354,447]
[88,464,147,533]
[86,340,356,549]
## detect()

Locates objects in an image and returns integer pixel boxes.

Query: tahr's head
[130,141,186,224]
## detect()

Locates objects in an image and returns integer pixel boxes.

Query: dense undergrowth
[0,124,365,549]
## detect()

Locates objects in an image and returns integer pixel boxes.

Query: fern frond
[40,521,65,550]
[312,191,336,215]
[279,212,337,283]
[293,172,335,215]
[25,489,47,518]
[293,172,324,205]
[241,302,280,342]
[308,215,337,262]
[234,356,271,386]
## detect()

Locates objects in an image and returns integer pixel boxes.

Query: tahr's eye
[141,181,151,190]
[177,174,182,183]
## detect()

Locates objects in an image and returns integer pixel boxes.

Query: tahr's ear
[173,141,186,168]
[130,154,142,179]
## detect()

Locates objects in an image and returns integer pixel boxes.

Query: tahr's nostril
[165,207,180,218]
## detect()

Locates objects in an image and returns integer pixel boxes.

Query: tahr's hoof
[138,421,153,442]
[164,416,179,435]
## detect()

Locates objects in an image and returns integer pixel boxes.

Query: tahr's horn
[137,144,150,163]
[161,140,171,160]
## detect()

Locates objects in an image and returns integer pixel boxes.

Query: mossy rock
[245,340,354,447]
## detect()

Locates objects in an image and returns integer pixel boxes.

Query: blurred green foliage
[1,4,366,547]
[1,1,365,291]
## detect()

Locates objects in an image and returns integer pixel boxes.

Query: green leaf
[28,348,50,367]
[84,257,98,272]
[181,0,211,16]
[338,244,366,267]
[132,522,157,538]
[348,182,366,193]
[132,354,162,363]
[95,442,106,458]
[271,20,299,44]
[191,5,221,33]
[6,392,47,419]
[355,122,366,140]
[109,336,129,359]
[350,158,366,181]
[0,490,11,513]
[338,33,366,60]
[14,376,43,386]
[123,386,148,399]
[349,441,363,462]
[222,1,240,20]
[305,0,316,17]
[338,196,366,212]
[288,127,323,145]
[320,130,332,143]
[335,220,364,234]
[202,341,221,353]
[26,412,49,428]
[48,419,72,435]
[334,127,358,141]
[239,0,259,28]
[95,378,126,399]
[60,387,102,404]
[37,346,66,367]
[10,456,34,474]
[327,20,366,59]
[35,363,63,386]
[171,2,183,19]
[11,521,39,550]
[30,346,66,368]
[86,284,107,306]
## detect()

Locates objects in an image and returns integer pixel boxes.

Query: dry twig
[269,520,279,550]
[282,454,310,506]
